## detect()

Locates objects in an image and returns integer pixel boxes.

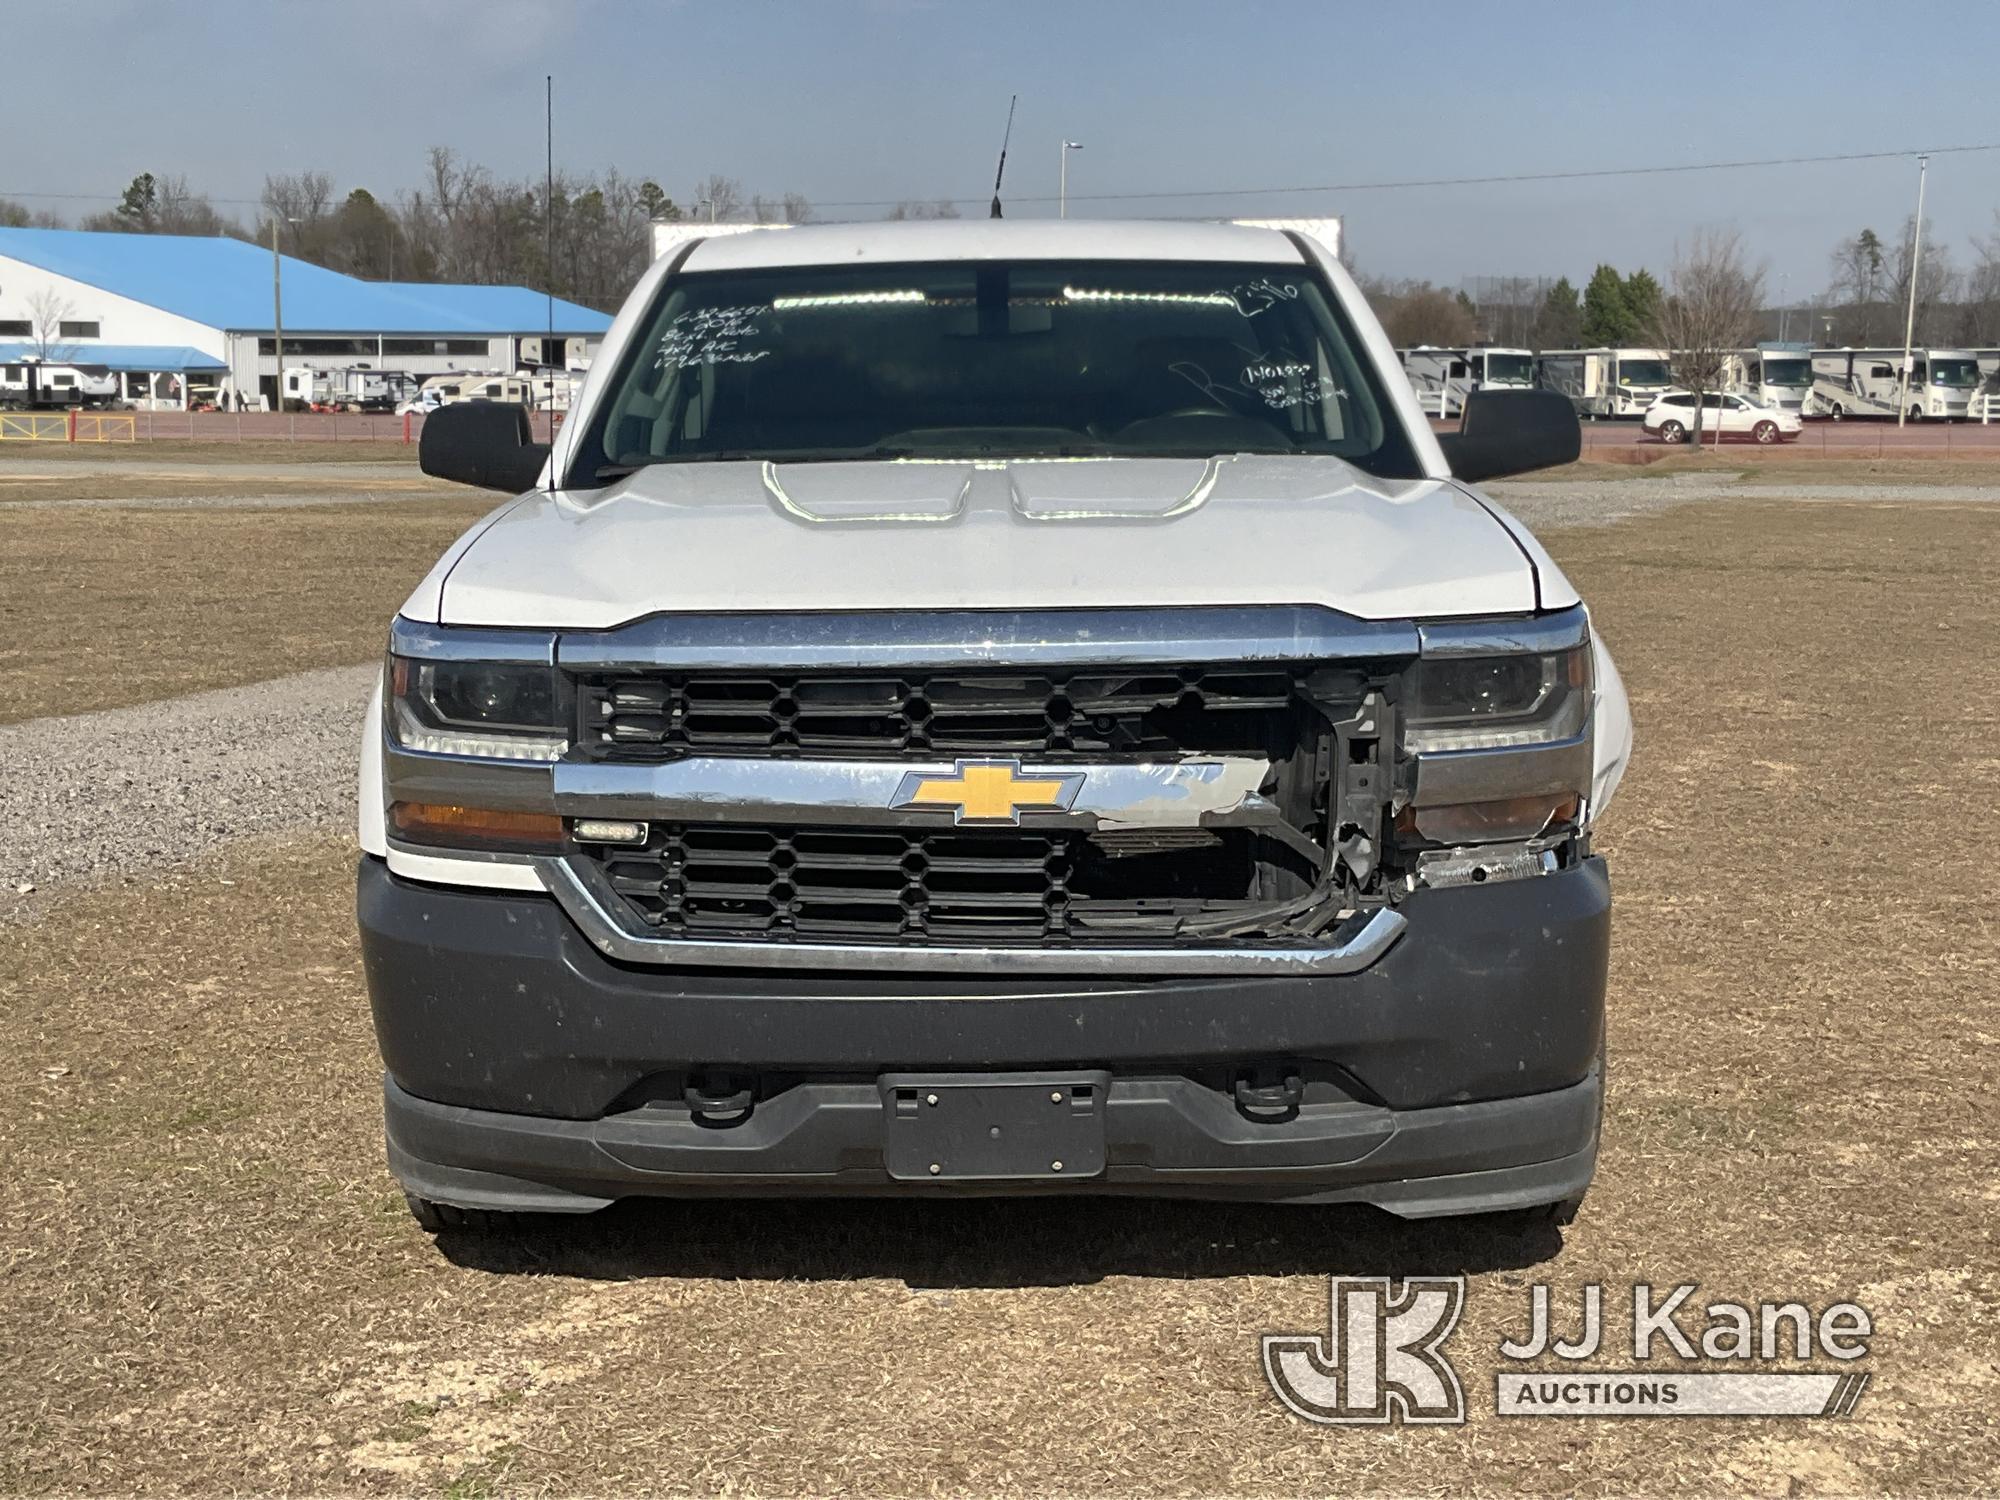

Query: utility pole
[1897,153,1928,429]
[1059,140,1082,219]
[270,217,284,413]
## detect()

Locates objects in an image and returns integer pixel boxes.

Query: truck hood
[429,455,1538,628]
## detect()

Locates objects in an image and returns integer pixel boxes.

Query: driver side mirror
[418,401,552,492]
[1437,388,1581,483]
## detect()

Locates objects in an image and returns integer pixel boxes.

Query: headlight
[1404,643,1591,753]
[388,657,566,761]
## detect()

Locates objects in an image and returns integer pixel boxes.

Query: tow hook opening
[1233,1065,1305,1122]
[685,1072,757,1126]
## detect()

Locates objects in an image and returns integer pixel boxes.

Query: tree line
[1,158,853,313]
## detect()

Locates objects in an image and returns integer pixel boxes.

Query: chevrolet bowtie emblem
[891,760,1086,825]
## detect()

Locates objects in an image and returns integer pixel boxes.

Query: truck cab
[362,220,1630,1233]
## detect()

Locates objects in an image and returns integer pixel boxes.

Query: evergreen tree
[1530,277,1583,349]
[1581,264,1635,344]
[1622,269,1664,338]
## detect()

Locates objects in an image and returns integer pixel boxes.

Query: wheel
[1908,405,1924,423]
[1752,421,1778,444]
[1829,403,1844,420]
[405,1193,515,1235]
[1658,419,1686,444]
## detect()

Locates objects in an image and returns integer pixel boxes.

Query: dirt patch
[0,494,497,723]
[0,499,1995,1494]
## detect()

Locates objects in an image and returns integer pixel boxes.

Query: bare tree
[0,196,64,229]
[1960,211,2000,347]
[690,174,744,223]
[1649,227,1766,449]
[885,198,961,221]
[1358,280,1478,348]
[26,286,77,363]
[1886,213,1959,348]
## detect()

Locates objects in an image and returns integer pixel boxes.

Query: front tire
[1908,405,1924,423]
[1753,420,1779,444]
[405,1193,517,1236]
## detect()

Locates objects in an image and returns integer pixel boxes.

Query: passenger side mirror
[1437,388,1581,484]
[418,400,551,492]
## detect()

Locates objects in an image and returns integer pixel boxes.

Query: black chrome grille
[588,822,1299,946]
[576,667,1308,760]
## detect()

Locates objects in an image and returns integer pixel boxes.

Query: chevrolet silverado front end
[359,221,1632,1229]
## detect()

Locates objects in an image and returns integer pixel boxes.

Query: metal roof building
[0,227,612,409]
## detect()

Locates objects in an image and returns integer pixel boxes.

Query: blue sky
[13,0,2000,300]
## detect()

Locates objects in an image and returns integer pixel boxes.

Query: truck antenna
[989,94,1017,219]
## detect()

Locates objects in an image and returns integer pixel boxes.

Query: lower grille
[588,822,1308,947]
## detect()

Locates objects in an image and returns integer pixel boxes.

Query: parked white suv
[363,220,1633,1234]
[1642,390,1803,444]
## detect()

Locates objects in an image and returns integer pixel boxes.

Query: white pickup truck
[360,220,1631,1233]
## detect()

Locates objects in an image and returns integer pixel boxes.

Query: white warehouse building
[0,227,611,409]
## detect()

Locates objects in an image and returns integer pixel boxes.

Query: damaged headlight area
[1403,643,1590,753]
[387,656,567,762]
[1393,625,1595,884]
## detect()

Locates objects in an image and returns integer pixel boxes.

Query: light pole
[1059,140,1083,219]
[1896,153,1928,429]
[269,214,298,412]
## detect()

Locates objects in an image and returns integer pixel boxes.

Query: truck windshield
[1617,359,1671,386]
[1929,358,1979,388]
[575,259,1421,480]
[1483,353,1532,384]
[1762,358,1810,386]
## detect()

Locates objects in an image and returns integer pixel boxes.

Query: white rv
[1396,346,1534,418]
[281,366,416,412]
[1810,348,1980,420]
[0,360,119,409]
[1724,345,1818,415]
[1534,348,1675,419]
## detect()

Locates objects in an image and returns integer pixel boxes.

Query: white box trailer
[0,360,119,409]
[1396,345,1534,418]
[1533,348,1675,419]
[1723,344,1819,415]
[1810,348,1980,420]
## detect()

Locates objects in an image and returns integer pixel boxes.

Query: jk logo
[1262,1276,1467,1426]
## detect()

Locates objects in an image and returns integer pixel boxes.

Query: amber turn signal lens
[1399,793,1580,846]
[389,802,565,852]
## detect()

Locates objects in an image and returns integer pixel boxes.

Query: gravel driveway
[0,665,375,920]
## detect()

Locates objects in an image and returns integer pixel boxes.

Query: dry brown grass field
[0,493,496,723]
[1,494,1996,1495]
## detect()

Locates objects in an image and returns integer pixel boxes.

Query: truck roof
[678,218,1306,273]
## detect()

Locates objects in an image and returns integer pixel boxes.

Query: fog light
[1400,793,1579,846]
[572,818,649,845]
[389,802,565,852]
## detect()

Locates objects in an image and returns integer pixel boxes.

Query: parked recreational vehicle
[1724,344,1818,415]
[1810,348,1980,420]
[281,366,417,412]
[1534,347,1675,418]
[0,361,118,409]
[1396,346,1534,418]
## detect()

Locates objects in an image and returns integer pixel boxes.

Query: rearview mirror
[418,401,551,492]
[1437,388,1581,484]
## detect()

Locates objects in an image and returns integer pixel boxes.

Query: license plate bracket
[880,1071,1109,1182]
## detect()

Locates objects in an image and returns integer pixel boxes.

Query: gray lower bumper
[384,1065,1600,1217]
[360,854,1610,1217]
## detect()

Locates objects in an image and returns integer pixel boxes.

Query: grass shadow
[432,1194,1567,1289]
